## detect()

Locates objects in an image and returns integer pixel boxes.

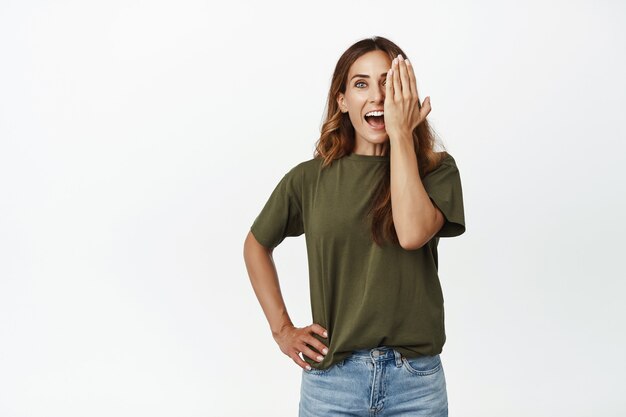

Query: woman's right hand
[273,323,329,370]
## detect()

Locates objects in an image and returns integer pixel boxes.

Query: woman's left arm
[385,54,443,250]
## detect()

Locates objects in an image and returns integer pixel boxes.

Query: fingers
[276,323,328,370]
[397,55,412,100]
[421,96,432,120]
[309,323,328,339]
[299,343,326,363]
[405,58,419,101]
[392,57,402,102]
[393,54,431,126]
[398,55,421,106]
[305,323,329,358]
[290,351,312,370]
[305,333,329,356]
[283,323,330,371]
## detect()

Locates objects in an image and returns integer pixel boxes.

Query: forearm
[243,235,294,336]
[389,134,437,249]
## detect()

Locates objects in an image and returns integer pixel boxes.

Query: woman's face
[337,50,393,154]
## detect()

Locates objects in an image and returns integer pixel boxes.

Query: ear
[336,93,347,113]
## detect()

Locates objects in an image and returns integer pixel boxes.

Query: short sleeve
[421,153,466,238]
[250,165,304,249]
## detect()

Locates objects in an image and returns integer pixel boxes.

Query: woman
[243,36,465,417]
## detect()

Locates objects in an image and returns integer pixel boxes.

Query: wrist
[387,130,413,144]
[271,318,294,337]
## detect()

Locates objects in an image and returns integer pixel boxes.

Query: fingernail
[317,355,324,361]
[306,365,311,370]
[322,348,328,354]
[405,58,410,65]
[323,331,328,337]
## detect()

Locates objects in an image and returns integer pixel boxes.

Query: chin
[369,134,389,142]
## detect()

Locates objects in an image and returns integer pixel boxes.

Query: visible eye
[355,80,386,88]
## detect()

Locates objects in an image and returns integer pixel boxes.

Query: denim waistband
[347,345,404,364]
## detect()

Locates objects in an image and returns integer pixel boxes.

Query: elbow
[398,232,427,251]
[399,239,426,251]
[393,210,437,250]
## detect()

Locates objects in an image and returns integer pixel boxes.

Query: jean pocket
[401,354,442,376]
[304,359,344,375]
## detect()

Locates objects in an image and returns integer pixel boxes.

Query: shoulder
[294,156,324,170]
[424,151,457,174]
[276,157,323,191]
[438,151,457,165]
[285,156,324,178]
[420,152,464,188]
[435,151,462,172]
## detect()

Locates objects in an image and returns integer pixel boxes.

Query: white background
[1,0,625,416]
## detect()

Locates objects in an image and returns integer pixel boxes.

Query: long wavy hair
[313,36,449,247]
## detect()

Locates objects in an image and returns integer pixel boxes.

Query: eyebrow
[350,73,388,81]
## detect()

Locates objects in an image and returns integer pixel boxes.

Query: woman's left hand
[384,54,431,139]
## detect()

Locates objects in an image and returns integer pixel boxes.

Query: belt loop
[393,349,403,367]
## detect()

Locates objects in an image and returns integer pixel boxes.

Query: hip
[299,345,448,416]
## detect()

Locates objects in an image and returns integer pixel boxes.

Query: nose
[369,83,385,103]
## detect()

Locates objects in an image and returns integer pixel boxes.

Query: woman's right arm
[242,230,328,370]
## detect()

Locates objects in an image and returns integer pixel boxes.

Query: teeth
[365,110,384,117]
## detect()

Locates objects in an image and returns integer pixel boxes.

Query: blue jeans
[299,346,448,416]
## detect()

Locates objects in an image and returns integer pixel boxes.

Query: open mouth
[364,114,385,130]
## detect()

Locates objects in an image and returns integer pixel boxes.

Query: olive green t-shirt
[250,151,466,370]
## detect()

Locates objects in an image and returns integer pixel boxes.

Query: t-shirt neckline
[345,152,390,162]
